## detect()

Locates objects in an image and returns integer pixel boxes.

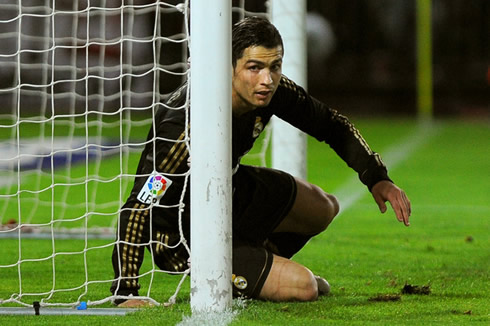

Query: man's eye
[248,66,260,71]
[271,64,282,71]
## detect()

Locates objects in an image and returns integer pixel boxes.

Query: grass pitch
[0,117,489,325]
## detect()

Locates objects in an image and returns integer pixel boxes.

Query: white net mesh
[0,0,190,308]
[0,0,269,309]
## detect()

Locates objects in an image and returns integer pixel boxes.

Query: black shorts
[232,165,297,243]
[113,164,297,299]
[231,164,297,297]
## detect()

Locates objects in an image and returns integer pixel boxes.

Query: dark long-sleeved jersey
[231,75,390,190]
[112,75,392,287]
[129,75,390,208]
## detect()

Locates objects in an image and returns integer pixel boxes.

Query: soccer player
[110,16,411,307]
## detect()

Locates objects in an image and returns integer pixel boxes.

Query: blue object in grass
[77,301,87,310]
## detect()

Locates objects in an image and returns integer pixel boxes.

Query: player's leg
[233,165,338,259]
[233,242,324,302]
[274,176,340,236]
[264,177,339,258]
[232,240,318,301]
[259,254,319,301]
[232,166,333,300]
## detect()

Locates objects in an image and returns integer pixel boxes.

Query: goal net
[0,0,271,310]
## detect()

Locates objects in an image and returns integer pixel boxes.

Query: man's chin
[255,99,272,108]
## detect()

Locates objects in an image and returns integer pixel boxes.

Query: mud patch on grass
[401,284,431,295]
[368,294,401,302]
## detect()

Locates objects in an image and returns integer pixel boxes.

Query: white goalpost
[0,0,306,318]
[270,0,308,179]
[189,0,232,313]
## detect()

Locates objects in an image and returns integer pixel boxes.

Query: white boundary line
[334,121,443,216]
[0,307,136,316]
[345,203,490,212]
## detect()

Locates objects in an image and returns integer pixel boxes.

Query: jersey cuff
[360,166,392,191]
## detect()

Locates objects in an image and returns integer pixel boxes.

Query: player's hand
[371,180,411,226]
[117,299,154,308]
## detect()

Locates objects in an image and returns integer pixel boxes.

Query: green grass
[0,117,489,325]
[0,113,151,228]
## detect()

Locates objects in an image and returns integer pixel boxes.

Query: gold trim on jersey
[279,74,385,170]
[120,129,189,284]
[155,231,188,272]
[280,75,306,101]
[330,108,386,169]
[158,131,189,174]
[121,202,149,288]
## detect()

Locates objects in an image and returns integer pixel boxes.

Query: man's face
[232,45,283,115]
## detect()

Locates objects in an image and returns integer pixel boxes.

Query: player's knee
[313,189,339,233]
[326,193,340,221]
[279,265,319,302]
[261,257,319,302]
[297,272,319,302]
[288,179,340,235]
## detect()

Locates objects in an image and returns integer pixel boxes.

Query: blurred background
[0,0,488,118]
[246,0,489,117]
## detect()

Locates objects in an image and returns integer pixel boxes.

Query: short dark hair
[232,16,284,67]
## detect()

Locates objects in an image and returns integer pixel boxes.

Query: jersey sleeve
[273,75,392,191]
[129,84,190,205]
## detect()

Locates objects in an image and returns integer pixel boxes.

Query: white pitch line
[346,202,490,212]
[334,121,443,216]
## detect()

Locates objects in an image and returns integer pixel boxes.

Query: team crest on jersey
[137,173,172,204]
[232,274,248,290]
[253,116,264,138]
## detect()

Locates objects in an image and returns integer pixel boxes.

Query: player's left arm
[371,180,411,226]
[273,77,411,226]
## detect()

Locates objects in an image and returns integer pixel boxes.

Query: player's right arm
[129,84,190,206]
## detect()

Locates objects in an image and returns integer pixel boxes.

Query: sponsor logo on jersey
[137,173,172,204]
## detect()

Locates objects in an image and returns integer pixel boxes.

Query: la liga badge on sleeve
[137,173,173,204]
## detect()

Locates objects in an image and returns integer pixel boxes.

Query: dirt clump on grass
[368,294,401,302]
[401,283,431,295]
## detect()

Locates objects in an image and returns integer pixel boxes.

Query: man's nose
[260,69,273,85]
